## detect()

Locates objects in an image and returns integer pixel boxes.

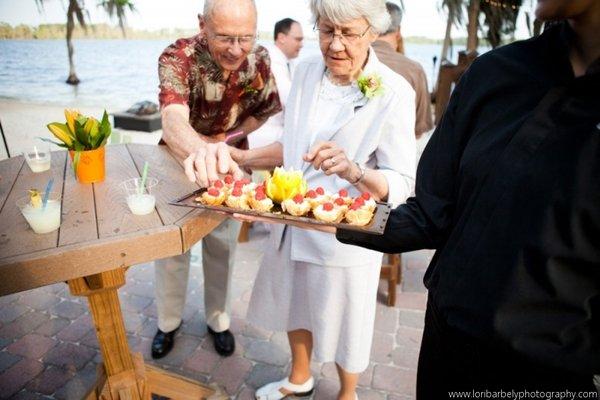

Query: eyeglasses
[314,24,371,45]
[209,34,256,48]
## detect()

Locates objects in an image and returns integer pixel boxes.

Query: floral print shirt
[158,35,282,148]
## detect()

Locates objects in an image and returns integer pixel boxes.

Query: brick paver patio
[0,226,432,399]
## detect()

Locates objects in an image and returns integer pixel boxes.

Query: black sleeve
[336,65,475,254]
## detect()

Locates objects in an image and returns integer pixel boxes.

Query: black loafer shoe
[151,325,180,359]
[208,326,235,357]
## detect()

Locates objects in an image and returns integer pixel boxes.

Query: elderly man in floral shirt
[153,0,281,359]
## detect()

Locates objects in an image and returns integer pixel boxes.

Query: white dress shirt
[248,44,292,149]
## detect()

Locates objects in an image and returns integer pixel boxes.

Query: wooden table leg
[68,267,214,400]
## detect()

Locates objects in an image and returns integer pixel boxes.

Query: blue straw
[42,178,54,210]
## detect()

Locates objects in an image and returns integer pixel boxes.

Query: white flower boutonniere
[357,73,384,99]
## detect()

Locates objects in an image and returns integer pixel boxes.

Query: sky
[0,0,535,40]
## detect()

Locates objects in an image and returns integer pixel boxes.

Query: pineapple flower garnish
[265,167,308,204]
[357,73,384,99]
[28,189,42,209]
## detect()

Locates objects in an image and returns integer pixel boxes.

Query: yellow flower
[47,122,73,147]
[265,167,308,204]
[64,109,80,135]
[83,117,99,139]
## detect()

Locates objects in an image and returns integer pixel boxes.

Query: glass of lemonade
[17,191,62,234]
[23,143,52,173]
[121,177,158,216]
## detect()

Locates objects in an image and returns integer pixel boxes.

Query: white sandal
[255,376,315,400]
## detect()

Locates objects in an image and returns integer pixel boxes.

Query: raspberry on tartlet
[313,201,344,223]
[282,193,311,217]
[332,188,353,206]
[248,189,274,212]
[199,186,227,206]
[225,186,250,210]
[345,197,375,226]
[359,192,377,212]
[306,187,330,209]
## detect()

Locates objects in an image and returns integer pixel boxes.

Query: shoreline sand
[0,99,162,158]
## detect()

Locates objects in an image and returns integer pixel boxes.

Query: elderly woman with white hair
[204,0,416,398]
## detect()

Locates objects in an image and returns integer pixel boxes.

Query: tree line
[0,23,197,40]
[0,22,284,41]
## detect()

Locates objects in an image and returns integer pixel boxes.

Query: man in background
[248,18,303,149]
[373,2,433,139]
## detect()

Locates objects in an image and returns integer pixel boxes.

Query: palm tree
[35,0,135,85]
[466,0,480,52]
[98,0,136,38]
[480,0,522,48]
[439,0,464,61]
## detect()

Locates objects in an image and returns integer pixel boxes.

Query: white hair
[310,0,391,34]
[203,0,257,20]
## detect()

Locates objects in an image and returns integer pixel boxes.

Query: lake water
[0,39,483,110]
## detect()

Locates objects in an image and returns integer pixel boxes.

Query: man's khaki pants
[154,219,241,333]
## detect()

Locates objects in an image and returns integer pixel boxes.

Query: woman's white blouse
[308,74,365,146]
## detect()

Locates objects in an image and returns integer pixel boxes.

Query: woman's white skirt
[247,232,382,373]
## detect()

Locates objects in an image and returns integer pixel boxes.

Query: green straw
[139,161,149,195]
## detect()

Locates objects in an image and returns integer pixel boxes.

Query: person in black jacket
[335,0,600,398]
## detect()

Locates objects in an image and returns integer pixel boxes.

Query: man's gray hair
[382,2,402,35]
[203,0,257,20]
[309,0,391,34]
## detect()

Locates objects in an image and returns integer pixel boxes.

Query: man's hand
[183,142,244,187]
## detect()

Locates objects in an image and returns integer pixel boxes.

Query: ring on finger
[330,157,337,166]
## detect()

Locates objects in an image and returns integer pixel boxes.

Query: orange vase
[69,147,106,183]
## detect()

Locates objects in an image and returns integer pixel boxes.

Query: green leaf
[93,132,106,148]
[95,110,112,149]
[73,150,81,176]
[74,119,91,149]
[72,141,84,151]
[99,132,110,147]
[76,115,88,126]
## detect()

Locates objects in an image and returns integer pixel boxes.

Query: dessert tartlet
[223,174,235,191]
[333,196,349,213]
[248,187,274,212]
[235,178,257,195]
[306,187,330,210]
[344,198,375,226]
[360,192,377,212]
[331,189,353,206]
[282,194,311,217]
[313,201,344,223]
[197,187,227,206]
[225,186,250,210]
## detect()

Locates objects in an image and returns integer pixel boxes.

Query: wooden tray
[169,189,392,235]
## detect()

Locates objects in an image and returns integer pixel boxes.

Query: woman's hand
[303,141,360,183]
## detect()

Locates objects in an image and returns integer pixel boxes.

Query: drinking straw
[139,161,149,195]
[225,130,244,145]
[42,178,54,210]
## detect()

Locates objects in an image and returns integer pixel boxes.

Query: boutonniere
[357,73,384,99]
[243,74,265,96]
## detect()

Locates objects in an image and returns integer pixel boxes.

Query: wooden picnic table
[0,144,226,399]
